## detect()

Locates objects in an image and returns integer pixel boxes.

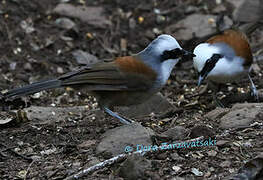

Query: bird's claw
[251,86,259,102]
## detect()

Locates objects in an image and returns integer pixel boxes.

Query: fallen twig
[65,153,128,180]
[65,136,204,179]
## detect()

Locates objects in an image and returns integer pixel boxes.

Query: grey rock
[204,107,230,120]
[24,63,33,71]
[96,122,155,157]
[161,126,187,140]
[225,0,245,10]
[117,154,152,180]
[24,106,89,124]
[220,103,262,129]
[116,93,175,119]
[165,14,232,41]
[72,50,99,65]
[55,18,76,30]
[190,125,215,138]
[53,4,111,28]
[232,0,263,22]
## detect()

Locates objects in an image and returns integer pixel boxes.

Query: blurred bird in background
[193,28,258,107]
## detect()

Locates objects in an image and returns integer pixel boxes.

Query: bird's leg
[209,81,225,108]
[248,74,259,101]
[103,107,134,124]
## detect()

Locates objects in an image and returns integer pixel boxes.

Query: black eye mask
[198,53,223,86]
[161,48,195,62]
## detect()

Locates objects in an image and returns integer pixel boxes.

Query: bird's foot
[248,74,259,102]
[250,85,259,102]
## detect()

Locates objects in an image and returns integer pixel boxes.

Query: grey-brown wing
[58,62,154,91]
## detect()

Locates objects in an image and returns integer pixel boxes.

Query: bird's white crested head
[145,34,182,58]
[193,42,236,72]
[138,34,194,88]
[138,34,184,67]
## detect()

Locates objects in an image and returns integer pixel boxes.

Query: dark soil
[0,0,263,179]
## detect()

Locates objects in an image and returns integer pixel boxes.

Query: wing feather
[58,56,157,91]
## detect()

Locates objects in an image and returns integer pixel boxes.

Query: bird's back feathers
[206,29,253,66]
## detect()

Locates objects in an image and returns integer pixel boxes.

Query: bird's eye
[161,48,182,61]
[161,50,171,61]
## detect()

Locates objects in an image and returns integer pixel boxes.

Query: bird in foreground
[193,29,258,107]
[2,34,195,124]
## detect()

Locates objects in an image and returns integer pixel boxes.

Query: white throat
[193,42,247,83]
[193,43,236,72]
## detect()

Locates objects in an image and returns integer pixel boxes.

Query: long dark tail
[4,79,61,99]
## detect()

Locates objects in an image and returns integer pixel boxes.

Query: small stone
[72,50,99,65]
[153,28,162,34]
[57,67,64,74]
[117,154,152,179]
[31,155,41,161]
[24,63,33,71]
[172,166,181,173]
[207,150,217,157]
[161,126,187,140]
[191,168,203,176]
[55,18,76,30]
[72,162,81,168]
[190,125,215,138]
[220,160,231,168]
[10,62,17,70]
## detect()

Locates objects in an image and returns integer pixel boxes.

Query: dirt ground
[0,0,263,179]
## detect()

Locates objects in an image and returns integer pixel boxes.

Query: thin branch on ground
[65,136,204,180]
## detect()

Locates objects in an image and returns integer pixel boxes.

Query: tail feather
[4,79,61,99]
